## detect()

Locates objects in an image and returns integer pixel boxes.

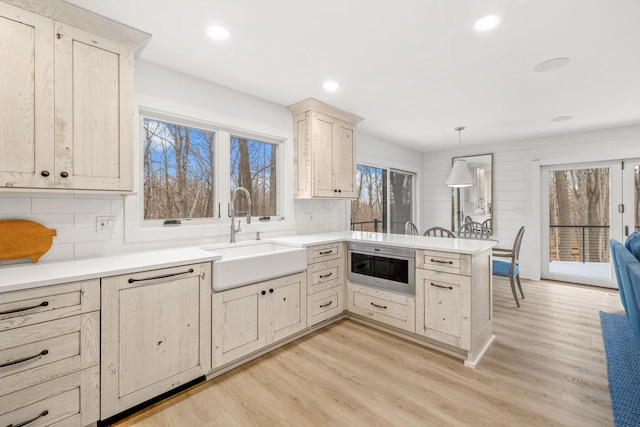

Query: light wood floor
[114,278,623,427]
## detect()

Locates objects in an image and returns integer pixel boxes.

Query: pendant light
[445,126,474,188]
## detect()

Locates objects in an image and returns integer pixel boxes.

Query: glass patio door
[541,161,622,288]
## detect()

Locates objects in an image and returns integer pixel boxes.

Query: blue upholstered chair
[493,226,525,307]
[625,231,640,260]
[612,243,640,342]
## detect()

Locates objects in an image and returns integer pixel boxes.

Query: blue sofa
[610,232,640,342]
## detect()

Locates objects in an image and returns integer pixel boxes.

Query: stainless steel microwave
[347,243,415,296]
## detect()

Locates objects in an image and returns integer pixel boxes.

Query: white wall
[423,124,640,279]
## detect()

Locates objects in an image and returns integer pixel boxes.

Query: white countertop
[274,231,497,254]
[0,231,495,294]
[0,248,221,294]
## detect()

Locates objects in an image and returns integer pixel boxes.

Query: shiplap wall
[423,124,640,279]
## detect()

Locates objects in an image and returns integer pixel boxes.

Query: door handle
[625,225,629,237]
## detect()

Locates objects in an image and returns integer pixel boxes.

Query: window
[139,111,283,230]
[142,118,215,220]
[230,136,277,217]
[351,164,415,234]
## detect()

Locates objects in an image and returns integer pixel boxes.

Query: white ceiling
[67,0,640,152]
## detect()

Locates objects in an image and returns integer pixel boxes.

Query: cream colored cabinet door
[415,269,471,350]
[212,272,306,369]
[101,263,211,419]
[54,23,133,191]
[212,283,267,368]
[311,113,356,198]
[332,119,356,197]
[0,3,54,189]
[267,272,307,343]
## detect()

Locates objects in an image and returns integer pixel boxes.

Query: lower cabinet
[307,285,344,326]
[212,272,306,369]
[346,282,415,333]
[415,269,471,350]
[100,263,212,419]
[0,280,100,427]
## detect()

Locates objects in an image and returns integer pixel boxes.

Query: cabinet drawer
[0,312,99,397]
[418,269,471,287]
[346,283,415,333]
[0,280,99,332]
[0,365,99,427]
[417,250,471,275]
[307,258,344,294]
[308,285,344,327]
[307,243,342,264]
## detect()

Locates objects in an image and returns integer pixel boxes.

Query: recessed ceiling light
[534,58,570,72]
[323,81,340,92]
[206,25,231,41]
[551,116,574,122]
[474,15,501,32]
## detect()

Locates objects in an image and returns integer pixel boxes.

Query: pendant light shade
[445,126,474,188]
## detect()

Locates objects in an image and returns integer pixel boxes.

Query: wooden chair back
[458,221,489,239]
[423,227,456,238]
[405,221,419,235]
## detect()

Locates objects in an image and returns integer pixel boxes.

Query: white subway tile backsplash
[32,198,112,214]
[74,240,143,259]
[0,198,31,214]
[0,213,74,228]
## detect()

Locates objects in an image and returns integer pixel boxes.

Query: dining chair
[481,218,492,234]
[458,222,489,239]
[493,226,525,307]
[405,221,419,235]
[424,226,456,238]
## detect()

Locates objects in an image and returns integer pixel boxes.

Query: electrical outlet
[97,216,116,233]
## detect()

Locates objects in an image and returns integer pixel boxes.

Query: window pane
[389,170,413,234]
[230,137,277,217]
[143,118,215,220]
[350,165,386,232]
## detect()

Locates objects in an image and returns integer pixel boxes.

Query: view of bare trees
[143,118,214,220]
[389,170,413,234]
[549,168,610,262]
[230,137,277,217]
[350,165,415,234]
[351,165,385,232]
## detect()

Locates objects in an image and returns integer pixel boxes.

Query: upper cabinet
[288,98,363,199]
[0,1,150,193]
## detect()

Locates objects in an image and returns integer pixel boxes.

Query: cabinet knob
[261,290,266,296]
[269,288,274,293]
[334,189,337,192]
[40,170,50,177]
[60,172,69,178]
[338,189,342,193]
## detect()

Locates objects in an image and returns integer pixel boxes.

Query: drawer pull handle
[6,409,48,427]
[430,283,453,290]
[0,301,48,316]
[319,273,333,279]
[430,259,453,265]
[370,302,387,309]
[319,301,333,308]
[319,250,333,255]
[0,350,48,369]
[128,268,194,283]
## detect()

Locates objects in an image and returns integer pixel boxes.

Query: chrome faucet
[230,187,251,243]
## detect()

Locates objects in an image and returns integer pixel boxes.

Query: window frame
[125,107,290,243]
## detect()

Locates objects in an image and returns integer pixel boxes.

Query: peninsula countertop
[0,231,495,294]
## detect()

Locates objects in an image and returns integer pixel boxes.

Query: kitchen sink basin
[203,242,307,291]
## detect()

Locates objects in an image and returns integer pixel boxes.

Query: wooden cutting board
[0,220,57,263]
